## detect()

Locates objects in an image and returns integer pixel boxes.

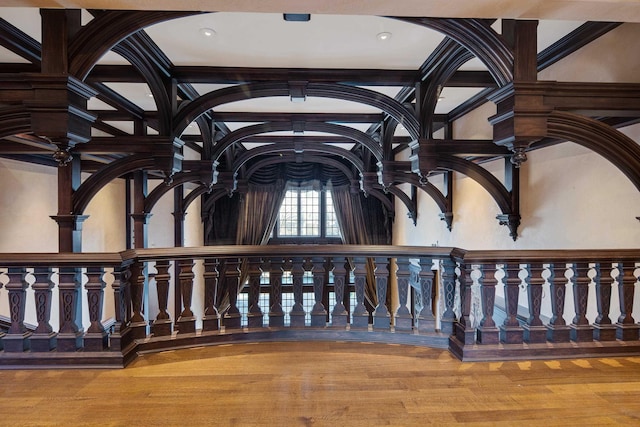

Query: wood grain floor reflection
[1,341,640,426]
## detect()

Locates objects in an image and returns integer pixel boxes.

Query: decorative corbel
[496,213,521,241]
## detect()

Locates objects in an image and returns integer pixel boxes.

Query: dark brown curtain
[331,184,391,308]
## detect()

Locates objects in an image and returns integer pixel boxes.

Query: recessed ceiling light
[377,32,392,41]
[199,27,216,37]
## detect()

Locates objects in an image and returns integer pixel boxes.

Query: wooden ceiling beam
[210,112,384,123]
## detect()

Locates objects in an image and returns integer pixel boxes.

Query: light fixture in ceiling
[283,13,311,22]
[199,27,216,37]
[376,32,392,41]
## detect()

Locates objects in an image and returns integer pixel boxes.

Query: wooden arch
[397,18,513,86]
[547,111,640,192]
[72,154,155,214]
[69,11,198,80]
[211,122,383,163]
[172,82,420,140]
[144,171,207,214]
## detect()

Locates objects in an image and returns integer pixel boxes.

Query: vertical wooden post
[30,267,57,352]
[269,258,285,328]
[110,263,133,352]
[57,267,83,351]
[394,257,413,331]
[546,263,570,342]
[151,260,173,337]
[331,257,349,328]
[84,266,108,351]
[500,263,524,343]
[351,257,369,329]
[246,257,263,328]
[128,260,148,339]
[523,263,547,343]
[616,262,639,341]
[202,258,221,331]
[570,262,593,342]
[176,258,196,334]
[455,262,476,344]
[593,262,616,341]
[3,268,32,352]
[373,257,391,330]
[289,257,306,328]
[223,258,242,329]
[310,256,327,327]
[440,258,457,335]
[416,257,436,332]
[477,264,500,344]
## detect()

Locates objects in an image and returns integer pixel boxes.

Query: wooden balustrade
[0,246,638,367]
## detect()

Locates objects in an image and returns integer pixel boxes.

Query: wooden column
[523,263,547,343]
[289,257,306,328]
[51,157,86,253]
[570,263,593,342]
[30,267,57,351]
[477,264,500,344]
[593,262,616,341]
[130,171,149,339]
[455,262,476,344]
[151,260,173,337]
[269,258,285,328]
[394,257,413,331]
[546,263,570,343]
[202,258,221,331]
[223,258,242,329]
[57,267,83,351]
[331,257,349,328]
[616,261,639,341]
[310,257,327,327]
[440,258,457,335]
[3,268,32,352]
[351,257,369,329]
[373,257,391,330]
[176,259,196,334]
[500,263,523,343]
[416,257,436,333]
[84,267,108,351]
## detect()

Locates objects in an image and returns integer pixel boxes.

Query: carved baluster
[269,258,285,327]
[593,262,616,341]
[4,267,31,352]
[151,260,172,337]
[224,258,242,329]
[202,258,220,331]
[290,257,306,327]
[310,257,327,327]
[477,263,499,344]
[110,264,134,352]
[84,266,108,351]
[176,258,196,334]
[30,267,56,352]
[128,260,148,340]
[570,262,593,342]
[500,263,523,344]
[546,263,570,343]
[440,258,457,335]
[523,263,546,343]
[372,257,391,330]
[616,261,639,340]
[246,257,263,328]
[57,267,83,351]
[416,257,435,333]
[331,256,348,328]
[454,262,476,344]
[351,257,369,329]
[394,257,413,331]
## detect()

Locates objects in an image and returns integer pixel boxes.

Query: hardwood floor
[1,341,640,426]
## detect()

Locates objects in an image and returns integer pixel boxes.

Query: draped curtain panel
[331,184,392,308]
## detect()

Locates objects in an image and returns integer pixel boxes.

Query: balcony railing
[0,245,638,368]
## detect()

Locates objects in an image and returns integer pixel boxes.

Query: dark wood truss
[0,10,638,249]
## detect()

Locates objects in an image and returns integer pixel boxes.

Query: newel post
[455,262,476,345]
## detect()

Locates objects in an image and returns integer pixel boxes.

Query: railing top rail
[464,249,640,264]
[0,246,637,268]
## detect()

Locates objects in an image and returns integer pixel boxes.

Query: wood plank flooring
[1,341,640,426]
